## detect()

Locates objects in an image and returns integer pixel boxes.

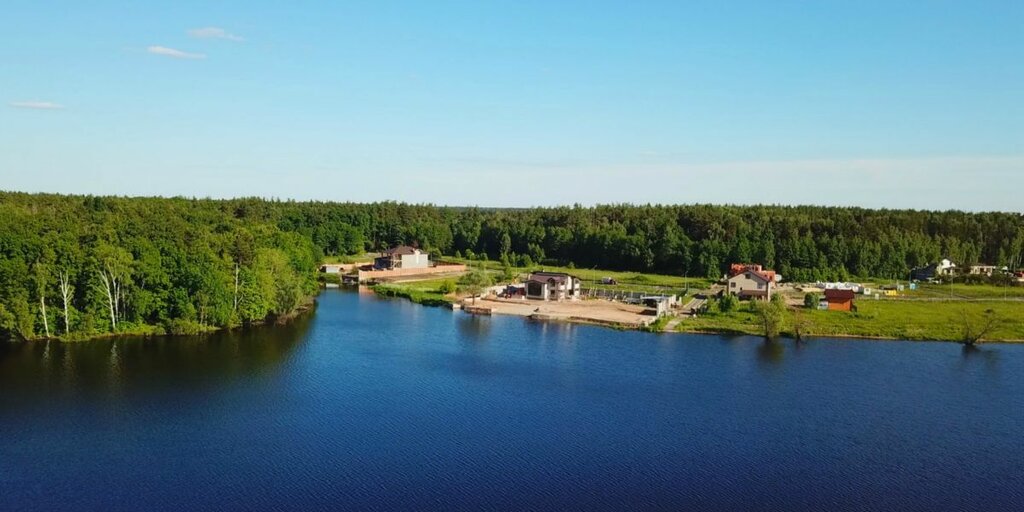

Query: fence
[357,263,467,282]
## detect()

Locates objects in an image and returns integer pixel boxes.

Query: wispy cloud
[147,45,206,59]
[9,101,64,110]
[187,27,244,42]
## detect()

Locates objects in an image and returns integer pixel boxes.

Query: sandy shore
[467,297,655,328]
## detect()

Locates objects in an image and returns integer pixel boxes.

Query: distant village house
[911,258,957,281]
[374,246,430,270]
[727,266,774,301]
[525,272,581,301]
[968,265,1002,277]
[728,263,780,283]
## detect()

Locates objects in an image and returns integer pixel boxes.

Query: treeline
[3,192,1024,339]
[0,193,319,341]
[262,199,1024,281]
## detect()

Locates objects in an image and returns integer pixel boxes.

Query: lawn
[907,283,1024,300]
[321,253,377,264]
[677,299,1024,342]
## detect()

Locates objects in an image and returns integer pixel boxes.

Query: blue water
[1,290,1022,511]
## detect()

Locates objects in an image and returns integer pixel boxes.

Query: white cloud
[9,101,64,110]
[147,45,206,59]
[187,27,244,42]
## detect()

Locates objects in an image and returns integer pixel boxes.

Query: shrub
[719,293,739,313]
[165,319,204,336]
[438,280,457,294]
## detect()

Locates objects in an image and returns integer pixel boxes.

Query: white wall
[400,253,430,269]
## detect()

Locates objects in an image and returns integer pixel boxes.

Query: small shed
[824,289,856,312]
[641,295,674,317]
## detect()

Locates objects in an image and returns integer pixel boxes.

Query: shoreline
[5,297,319,344]
[483,306,1024,344]
[446,295,1024,344]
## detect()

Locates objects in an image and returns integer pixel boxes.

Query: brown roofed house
[823,289,856,312]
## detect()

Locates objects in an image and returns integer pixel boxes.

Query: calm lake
[1,289,1022,511]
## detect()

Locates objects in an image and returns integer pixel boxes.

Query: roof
[824,289,857,301]
[729,263,763,276]
[527,271,575,284]
[729,270,772,284]
[383,245,418,256]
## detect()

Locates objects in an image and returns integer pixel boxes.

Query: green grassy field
[321,253,377,264]
[677,299,1024,342]
[907,283,1024,299]
[383,276,458,291]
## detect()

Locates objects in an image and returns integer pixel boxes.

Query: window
[730,282,736,288]
[757,283,764,289]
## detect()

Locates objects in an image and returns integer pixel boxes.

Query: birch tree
[233,263,240,313]
[94,244,133,332]
[33,262,50,338]
[58,269,73,335]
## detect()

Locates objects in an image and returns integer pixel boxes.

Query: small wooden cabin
[823,289,856,312]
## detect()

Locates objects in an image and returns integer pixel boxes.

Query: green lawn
[383,276,458,292]
[677,299,1024,342]
[907,283,1024,300]
[321,253,377,264]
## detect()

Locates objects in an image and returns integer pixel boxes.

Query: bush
[803,293,820,309]
[319,273,341,285]
[165,318,205,336]
[438,280,457,294]
[719,293,739,312]
[753,297,787,340]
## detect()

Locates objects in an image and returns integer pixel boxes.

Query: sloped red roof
[730,263,762,276]
[730,263,776,281]
[731,270,771,283]
[824,289,856,301]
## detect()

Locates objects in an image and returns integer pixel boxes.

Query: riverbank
[368,277,1024,343]
[673,299,1024,343]
[6,297,319,343]
[465,297,654,329]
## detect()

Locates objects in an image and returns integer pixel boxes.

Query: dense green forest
[2,191,1023,340]
[0,193,320,341]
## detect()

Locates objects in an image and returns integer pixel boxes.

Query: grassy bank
[677,300,1024,342]
[371,283,454,307]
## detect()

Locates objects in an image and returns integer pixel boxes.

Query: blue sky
[2,1,1022,210]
